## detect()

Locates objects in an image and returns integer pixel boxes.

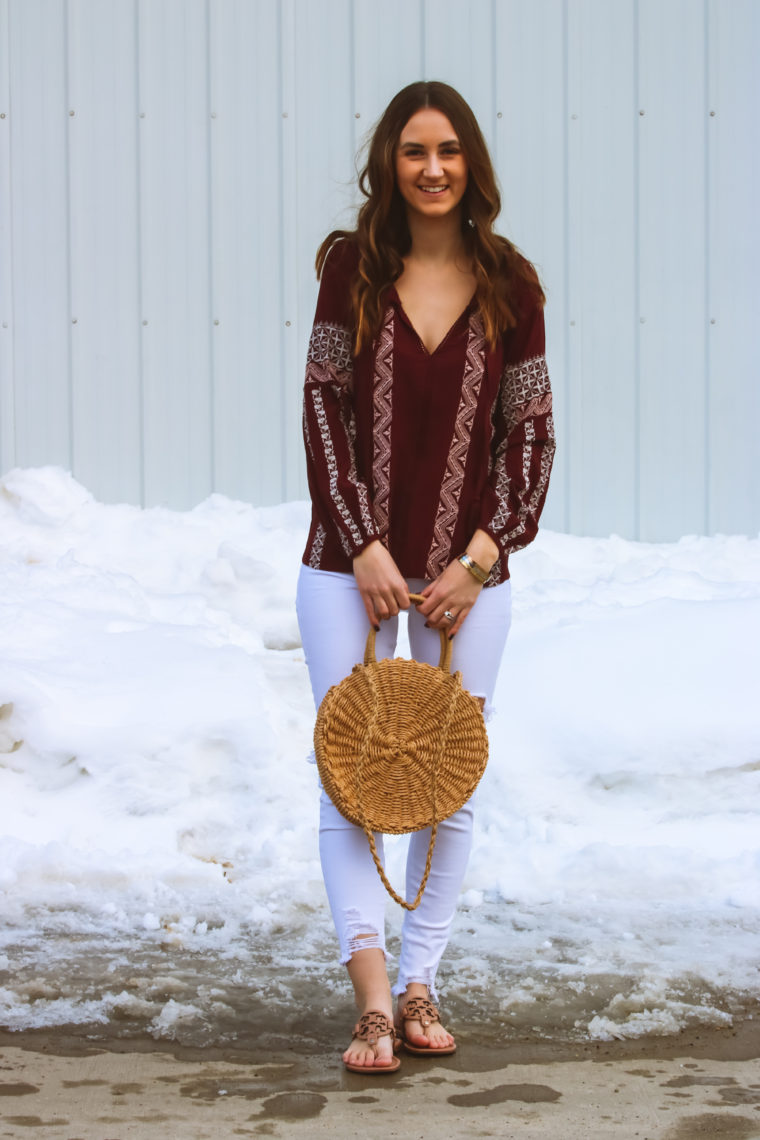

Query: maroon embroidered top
[301,240,555,585]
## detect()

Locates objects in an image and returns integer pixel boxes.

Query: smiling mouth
[418,185,448,194]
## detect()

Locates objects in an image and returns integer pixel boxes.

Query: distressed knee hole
[345,908,383,956]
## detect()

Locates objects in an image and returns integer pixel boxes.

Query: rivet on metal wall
[69,110,75,117]
[72,318,78,324]
[570,320,576,327]
[497,112,503,119]
[355,112,360,118]
[282,112,288,118]
[285,320,291,327]
[140,112,146,118]
[214,319,220,326]
[571,113,578,120]
[1,112,7,119]
[639,110,645,116]
[640,317,646,323]
[211,112,217,119]
[710,318,717,325]
[710,110,716,117]
[142,320,148,326]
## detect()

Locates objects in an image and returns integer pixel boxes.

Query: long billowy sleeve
[302,244,379,560]
[478,295,556,557]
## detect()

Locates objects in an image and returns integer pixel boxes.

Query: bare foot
[396,984,456,1051]
[342,1010,397,1069]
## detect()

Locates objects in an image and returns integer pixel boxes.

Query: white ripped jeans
[296,564,511,1001]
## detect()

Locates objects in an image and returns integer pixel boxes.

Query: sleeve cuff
[348,532,381,560]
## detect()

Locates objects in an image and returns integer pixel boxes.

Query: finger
[428,603,457,632]
[373,595,391,620]
[381,591,400,618]
[395,585,411,610]
[426,600,461,632]
[361,594,381,631]
[448,605,470,638]
[415,591,438,617]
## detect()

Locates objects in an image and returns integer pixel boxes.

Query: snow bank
[1,466,759,1040]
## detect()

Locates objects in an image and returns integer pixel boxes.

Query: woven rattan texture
[315,656,488,834]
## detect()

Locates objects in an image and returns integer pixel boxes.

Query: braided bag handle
[362,595,453,672]
[314,594,487,910]
[355,594,457,911]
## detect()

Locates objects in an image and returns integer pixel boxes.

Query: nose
[424,151,444,177]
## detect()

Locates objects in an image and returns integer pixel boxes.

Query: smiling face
[394,108,469,222]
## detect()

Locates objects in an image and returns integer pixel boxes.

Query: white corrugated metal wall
[0,0,758,539]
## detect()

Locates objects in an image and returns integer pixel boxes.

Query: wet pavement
[1,1020,760,1139]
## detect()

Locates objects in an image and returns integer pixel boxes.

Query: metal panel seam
[633,0,641,541]
[421,0,426,79]
[703,0,711,533]
[279,0,287,503]
[1,0,17,465]
[134,0,145,505]
[562,0,570,532]
[64,0,74,470]
[279,0,296,502]
[206,0,215,490]
[494,0,499,145]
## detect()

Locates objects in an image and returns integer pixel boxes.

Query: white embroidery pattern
[310,387,363,556]
[309,522,326,568]
[371,307,395,539]
[307,322,354,375]
[304,319,377,555]
[425,313,486,578]
[485,353,555,554]
[303,399,316,465]
[487,559,503,586]
[501,354,551,433]
[488,411,556,556]
[342,401,376,537]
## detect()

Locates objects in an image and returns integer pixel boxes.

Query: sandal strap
[353,1010,399,1048]
[400,996,440,1029]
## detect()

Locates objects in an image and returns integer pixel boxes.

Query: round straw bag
[314,594,488,910]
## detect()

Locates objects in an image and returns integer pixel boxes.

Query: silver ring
[443,610,455,623]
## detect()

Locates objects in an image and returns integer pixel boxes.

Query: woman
[296,81,555,1072]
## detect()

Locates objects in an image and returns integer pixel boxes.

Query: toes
[344,1035,394,1068]
[403,1020,455,1050]
[346,1051,372,1067]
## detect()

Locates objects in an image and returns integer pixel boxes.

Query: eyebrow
[398,138,460,150]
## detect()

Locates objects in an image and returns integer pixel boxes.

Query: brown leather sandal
[344,1010,402,1074]
[398,996,457,1056]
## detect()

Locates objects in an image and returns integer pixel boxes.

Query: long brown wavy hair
[316,80,545,354]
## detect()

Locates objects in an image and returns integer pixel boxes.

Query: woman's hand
[417,531,499,637]
[416,560,482,637]
[353,541,410,628]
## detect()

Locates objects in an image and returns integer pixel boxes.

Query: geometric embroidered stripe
[501,354,551,432]
[342,400,376,537]
[308,522,327,567]
[310,387,364,556]
[371,307,394,539]
[488,414,556,552]
[308,321,354,374]
[425,312,486,578]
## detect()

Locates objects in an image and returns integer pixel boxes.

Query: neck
[405,208,467,264]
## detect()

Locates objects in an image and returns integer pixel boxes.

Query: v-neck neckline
[389,286,475,357]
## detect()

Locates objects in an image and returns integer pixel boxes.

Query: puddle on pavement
[447,1082,562,1107]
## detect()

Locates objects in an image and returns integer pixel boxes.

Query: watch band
[458,552,490,585]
